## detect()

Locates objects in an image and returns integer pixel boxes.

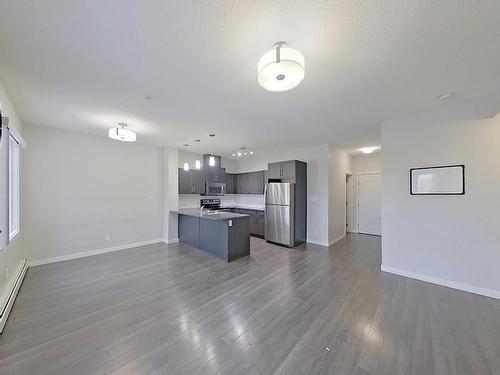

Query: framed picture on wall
[410,165,465,195]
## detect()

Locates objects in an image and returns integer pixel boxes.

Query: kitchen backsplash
[179,194,265,209]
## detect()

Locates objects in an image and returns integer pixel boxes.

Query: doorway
[346,174,353,233]
[357,173,381,236]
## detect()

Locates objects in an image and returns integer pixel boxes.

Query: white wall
[351,153,382,232]
[22,125,164,264]
[328,146,351,244]
[352,153,381,173]
[0,79,25,298]
[382,115,500,298]
[235,144,331,246]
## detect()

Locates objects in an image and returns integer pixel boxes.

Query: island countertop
[170,208,249,221]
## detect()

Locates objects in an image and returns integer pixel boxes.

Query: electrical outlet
[105,234,110,241]
[228,220,233,227]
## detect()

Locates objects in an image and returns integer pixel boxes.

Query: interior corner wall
[328,146,352,244]
[22,124,164,264]
[0,79,25,298]
[163,146,179,243]
[382,115,500,298]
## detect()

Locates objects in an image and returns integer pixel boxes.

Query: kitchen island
[170,208,250,262]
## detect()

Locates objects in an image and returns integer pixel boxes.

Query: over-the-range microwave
[205,182,226,196]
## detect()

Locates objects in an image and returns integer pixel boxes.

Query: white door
[358,173,381,235]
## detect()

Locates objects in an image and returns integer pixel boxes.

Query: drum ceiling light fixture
[108,122,136,142]
[258,41,305,92]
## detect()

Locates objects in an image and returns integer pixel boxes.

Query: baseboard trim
[328,233,346,246]
[306,239,329,247]
[29,239,163,266]
[163,238,179,244]
[381,265,500,300]
[0,259,28,333]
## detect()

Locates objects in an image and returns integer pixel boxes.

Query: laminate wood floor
[1,234,500,375]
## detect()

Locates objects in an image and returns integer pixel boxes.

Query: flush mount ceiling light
[258,41,305,92]
[108,122,136,142]
[360,146,378,154]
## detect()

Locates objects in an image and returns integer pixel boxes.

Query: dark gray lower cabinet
[233,208,264,237]
[178,215,250,262]
[178,215,200,248]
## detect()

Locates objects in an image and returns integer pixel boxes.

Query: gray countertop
[220,205,265,211]
[170,208,250,221]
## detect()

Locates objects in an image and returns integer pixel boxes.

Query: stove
[200,198,233,213]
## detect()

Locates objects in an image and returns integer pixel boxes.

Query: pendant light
[194,139,201,169]
[258,42,305,92]
[108,122,136,142]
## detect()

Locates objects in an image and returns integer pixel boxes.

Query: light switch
[228,220,233,227]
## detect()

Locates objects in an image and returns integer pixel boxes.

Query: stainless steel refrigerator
[265,183,295,247]
[265,160,307,247]
[265,183,307,247]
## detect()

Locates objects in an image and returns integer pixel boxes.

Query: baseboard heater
[0,259,28,333]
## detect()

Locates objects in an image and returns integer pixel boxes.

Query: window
[8,134,19,240]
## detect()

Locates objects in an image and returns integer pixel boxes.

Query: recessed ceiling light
[209,134,215,137]
[249,151,253,155]
[183,144,189,147]
[258,41,305,92]
[438,92,455,100]
[237,152,242,157]
[360,146,378,154]
[232,153,236,157]
[194,139,200,143]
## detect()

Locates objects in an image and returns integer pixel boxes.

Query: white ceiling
[0,1,499,156]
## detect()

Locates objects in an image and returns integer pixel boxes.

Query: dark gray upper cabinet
[234,171,264,194]
[281,161,296,181]
[178,168,205,194]
[235,173,247,194]
[267,160,297,182]
[226,173,235,194]
[267,162,282,180]
[180,167,265,195]
[191,169,204,194]
[179,168,193,194]
[249,171,264,194]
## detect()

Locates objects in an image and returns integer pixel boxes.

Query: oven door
[206,183,226,196]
